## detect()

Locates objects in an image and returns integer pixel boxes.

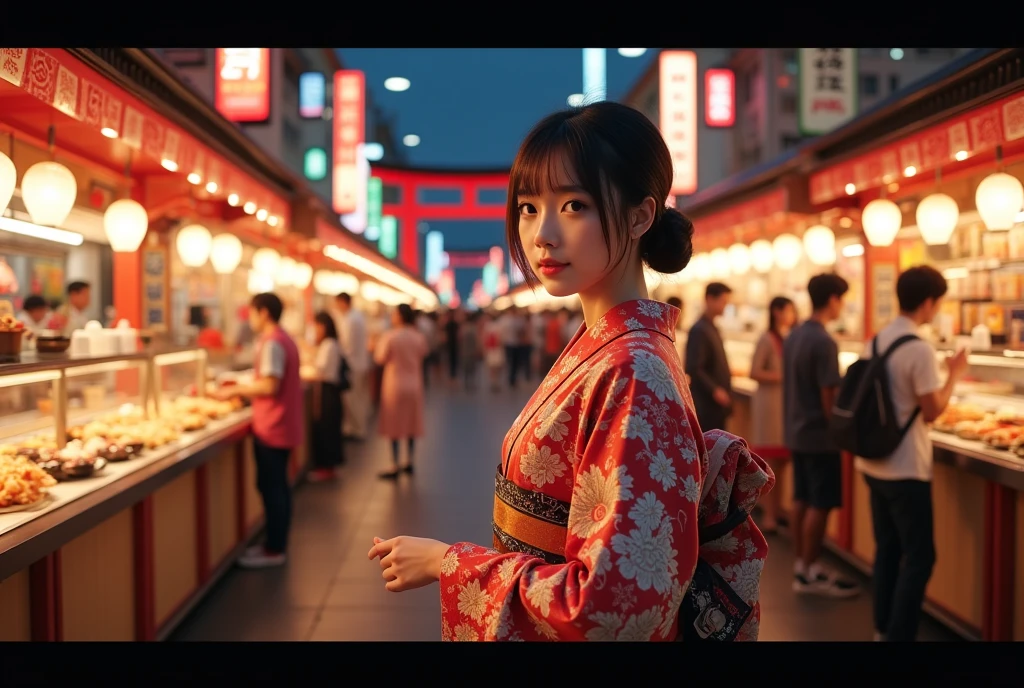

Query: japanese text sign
[333,70,365,215]
[798,48,858,136]
[215,48,270,123]
[659,51,698,196]
[704,69,735,127]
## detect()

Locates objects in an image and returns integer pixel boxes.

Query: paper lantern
[21,161,77,227]
[772,233,803,270]
[102,199,148,253]
[278,256,297,286]
[210,233,243,274]
[360,281,381,301]
[690,252,712,281]
[861,198,903,247]
[175,224,212,268]
[252,247,281,276]
[915,193,960,245]
[292,262,313,289]
[727,243,751,275]
[710,248,730,279]
[750,239,774,273]
[313,270,333,294]
[0,152,15,215]
[803,225,836,265]
[975,172,1024,231]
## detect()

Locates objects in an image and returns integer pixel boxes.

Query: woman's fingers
[367,536,393,560]
[385,577,404,592]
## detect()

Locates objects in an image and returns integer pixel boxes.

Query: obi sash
[492,466,570,565]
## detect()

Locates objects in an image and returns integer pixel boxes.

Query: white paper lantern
[102,198,148,253]
[292,262,313,289]
[360,281,381,301]
[861,198,903,247]
[690,252,712,281]
[916,193,960,245]
[772,233,803,270]
[175,224,212,268]
[252,247,281,276]
[803,225,836,265]
[210,233,243,274]
[278,256,297,286]
[247,270,274,295]
[975,172,1024,231]
[710,248,730,279]
[750,239,774,273]
[727,243,751,275]
[313,270,333,294]
[0,151,15,215]
[21,161,77,227]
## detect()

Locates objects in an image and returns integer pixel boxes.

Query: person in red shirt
[212,293,303,569]
[189,305,225,350]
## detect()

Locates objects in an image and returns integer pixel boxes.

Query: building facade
[151,48,406,206]
[624,48,974,200]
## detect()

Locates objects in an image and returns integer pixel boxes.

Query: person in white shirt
[16,295,50,348]
[334,292,370,441]
[56,281,91,335]
[858,265,968,642]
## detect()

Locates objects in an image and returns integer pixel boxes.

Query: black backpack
[829,334,920,460]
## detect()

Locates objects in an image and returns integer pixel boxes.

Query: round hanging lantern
[292,262,313,289]
[313,270,333,295]
[727,243,751,275]
[710,248,730,279]
[749,239,774,273]
[102,199,148,253]
[975,172,1024,231]
[915,193,960,245]
[772,233,803,270]
[0,151,15,215]
[861,198,903,247]
[175,224,212,268]
[690,252,712,282]
[803,225,836,265]
[252,247,281,276]
[278,256,297,286]
[361,281,381,301]
[210,233,243,274]
[21,161,77,227]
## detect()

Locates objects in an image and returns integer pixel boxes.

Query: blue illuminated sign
[299,72,325,119]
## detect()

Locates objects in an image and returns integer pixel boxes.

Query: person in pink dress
[374,303,429,479]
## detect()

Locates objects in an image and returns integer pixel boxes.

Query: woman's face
[516,156,624,299]
[777,303,797,330]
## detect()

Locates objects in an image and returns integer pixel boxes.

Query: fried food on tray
[982,426,1024,450]
[0,455,56,508]
[954,420,1002,441]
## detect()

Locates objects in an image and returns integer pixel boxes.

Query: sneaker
[238,548,286,569]
[793,570,861,598]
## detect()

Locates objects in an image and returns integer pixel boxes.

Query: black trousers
[311,382,344,469]
[253,437,293,554]
[864,475,936,641]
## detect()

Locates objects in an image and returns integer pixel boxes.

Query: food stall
[666,48,1024,641]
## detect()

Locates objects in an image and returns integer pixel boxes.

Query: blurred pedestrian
[375,304,429,479]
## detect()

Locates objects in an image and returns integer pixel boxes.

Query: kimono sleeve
[439,353,701,641]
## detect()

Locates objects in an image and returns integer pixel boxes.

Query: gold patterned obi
[492,466,570,565]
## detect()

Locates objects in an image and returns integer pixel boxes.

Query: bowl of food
[35,336,71,354]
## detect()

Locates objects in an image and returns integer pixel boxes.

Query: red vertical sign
[333,70,365,215]
[214,49,271,123]
[704,68,735,127]
[659,51,698,196]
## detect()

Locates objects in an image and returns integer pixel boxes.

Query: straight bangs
[505,113,618,288]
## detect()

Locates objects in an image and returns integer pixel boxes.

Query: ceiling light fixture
[384,77,411,92]
[403,134,420,147]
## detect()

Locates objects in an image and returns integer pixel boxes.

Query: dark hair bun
[642,208,694,274]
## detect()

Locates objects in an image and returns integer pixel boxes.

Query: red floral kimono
[439,299,748,641]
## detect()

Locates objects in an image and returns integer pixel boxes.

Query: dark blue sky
[335,48,656,168]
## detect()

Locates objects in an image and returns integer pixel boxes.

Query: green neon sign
[380,215,398,260]
[304,148,327,181]
[365,177,382,241]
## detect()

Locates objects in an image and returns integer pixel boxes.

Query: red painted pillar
[399,180,420,274]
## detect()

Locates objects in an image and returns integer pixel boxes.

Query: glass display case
[0,347,248,536]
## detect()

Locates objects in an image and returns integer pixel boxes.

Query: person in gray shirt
[783,272,859,598]
[685,282,733,432]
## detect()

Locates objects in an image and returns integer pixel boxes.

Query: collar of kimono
[504,299,680,474]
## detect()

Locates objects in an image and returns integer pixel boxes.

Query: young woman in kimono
[368,101,773,641]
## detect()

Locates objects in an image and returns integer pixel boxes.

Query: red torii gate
[369,164,509,275]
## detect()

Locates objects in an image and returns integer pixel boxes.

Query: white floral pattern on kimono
[440,300,716,641]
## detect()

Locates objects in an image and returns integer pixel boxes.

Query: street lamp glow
[403,134,420,147]
[567,93,584,107]
[890,48,904,60]
[364,142,384,161]
[618,48,647,58]
[384,77,410,92]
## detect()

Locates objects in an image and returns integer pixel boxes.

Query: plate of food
[0,455,57,512]
[982,426,1024,450]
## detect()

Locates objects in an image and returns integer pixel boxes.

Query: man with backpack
[850,266,967,641]
[783,273,860,598]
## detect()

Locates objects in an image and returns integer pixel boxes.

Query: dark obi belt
[492,466,571,565]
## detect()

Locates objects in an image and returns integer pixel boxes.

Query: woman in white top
[749,296,796,533]
[308,311,347,482]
